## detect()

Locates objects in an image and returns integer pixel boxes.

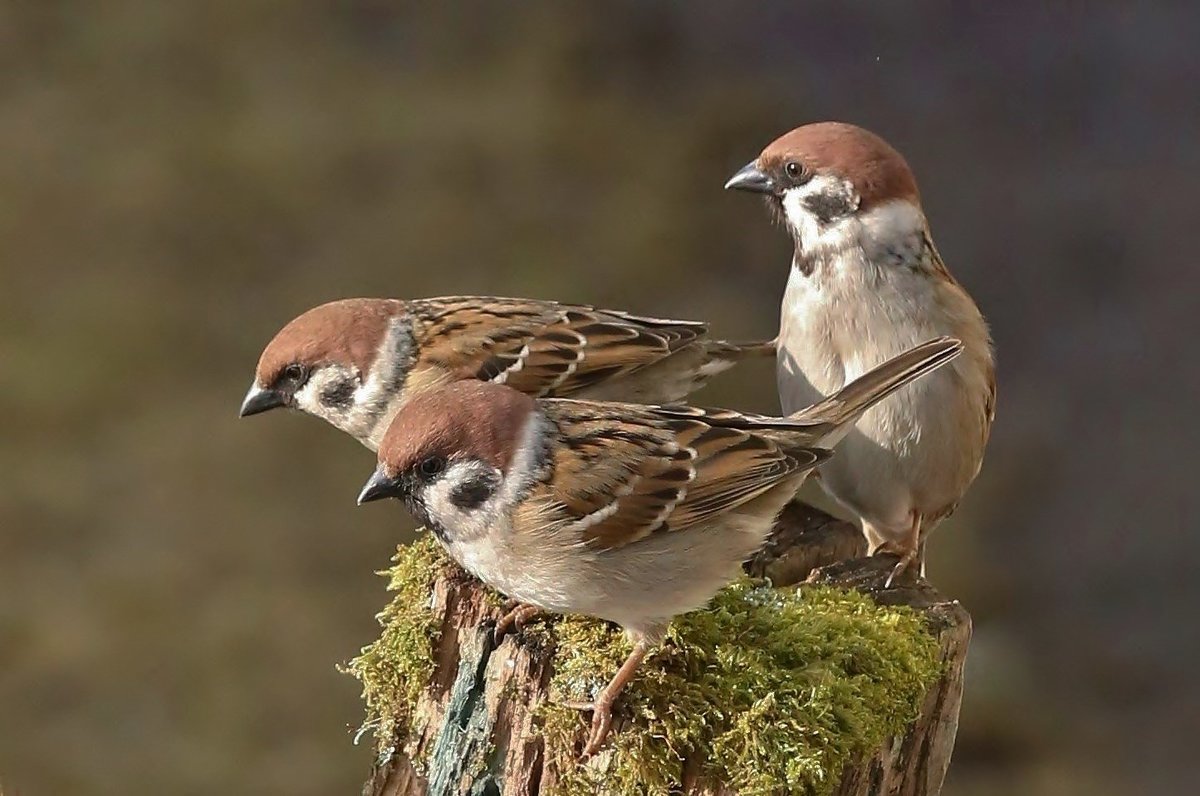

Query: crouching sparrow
[726,122,996,585]
[239,296,772,450]
[357,336,961,756]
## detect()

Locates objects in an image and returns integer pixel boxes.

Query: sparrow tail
[792,336,964,443]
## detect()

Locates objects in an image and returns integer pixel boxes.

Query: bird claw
[883,550,919,588]
[492,603,543,645]
[876,515,924,588]
[554,698,613,760]
[580,704,614,760]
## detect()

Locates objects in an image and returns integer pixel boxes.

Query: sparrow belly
[444,480,803,636]
[576,514,775,631]
[779,261,985,530]
[446,526,755,634]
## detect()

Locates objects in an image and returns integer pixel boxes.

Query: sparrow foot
[554,697,616,760]
[493,602,544,645]
[556,638,652,760]
[558,693,623,760]
[874,513,924,588]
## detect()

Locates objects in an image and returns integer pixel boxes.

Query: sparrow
[239,297,773,450]
[357,336,962,756]
[725,121,996,585]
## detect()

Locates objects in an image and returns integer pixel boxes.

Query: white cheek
[423,461,504,540]
[292,377,326,414]
[781,187,822,244]
[292,366,363,429]
[782,175,861,256]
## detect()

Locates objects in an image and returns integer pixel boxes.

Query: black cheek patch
[804,191,855,225]
[449,471,499,510]
[320,380,356,409]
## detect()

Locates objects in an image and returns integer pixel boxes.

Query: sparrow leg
[493,602,544,644]
[882,512,923,588]
[560,637,652,759]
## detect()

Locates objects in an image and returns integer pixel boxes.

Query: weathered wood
[362,504,970,796]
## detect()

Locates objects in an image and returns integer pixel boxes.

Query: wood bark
[362,503,970,796]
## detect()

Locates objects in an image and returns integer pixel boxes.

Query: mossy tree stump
[355,503,970,796]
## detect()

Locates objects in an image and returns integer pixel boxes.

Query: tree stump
[359,503,970,796]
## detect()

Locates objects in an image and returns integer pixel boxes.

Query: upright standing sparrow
[726,122,995,584]
[239,297,772,450]
[357,336,961,755]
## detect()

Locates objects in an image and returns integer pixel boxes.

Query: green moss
[544,582,941,795]
[344,533,447,753]
[348,540,941,794]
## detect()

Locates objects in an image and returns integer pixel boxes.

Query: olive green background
[2,2,1194,794]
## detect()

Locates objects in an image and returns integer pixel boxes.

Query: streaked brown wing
[535,401,693,549]
[653,415,825,532]
[539,400,826,551]
[489,308,708,397]
[410,297,708,398]
[409,297,561,374]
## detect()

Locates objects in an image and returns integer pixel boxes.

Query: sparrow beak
[358,467,404,505]
[239,383,288,417]
[724,160,776,195]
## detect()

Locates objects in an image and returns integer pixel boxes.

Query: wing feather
[537,400,828,551]
[408,297,708,398]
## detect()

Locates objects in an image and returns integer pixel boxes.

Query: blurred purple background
[1,2,1195,794]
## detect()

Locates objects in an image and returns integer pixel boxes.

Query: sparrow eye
[417,456,446,479]
[281,363,308,384]
[785,161,806,181]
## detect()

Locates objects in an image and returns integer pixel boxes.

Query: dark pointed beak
[724,160,776,195]
[358,467,404,505]
[239,384,288,417]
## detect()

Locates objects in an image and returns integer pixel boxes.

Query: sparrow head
[725,122,921,253]
[358,380,541,541]
[240,299,411,444]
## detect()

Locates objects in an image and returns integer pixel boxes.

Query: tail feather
[693,336,776,380]
[728,337,777,358]
[792,336,964,443]
[707,336,777,361]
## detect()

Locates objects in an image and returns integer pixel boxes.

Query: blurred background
[1,2,1195,794]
